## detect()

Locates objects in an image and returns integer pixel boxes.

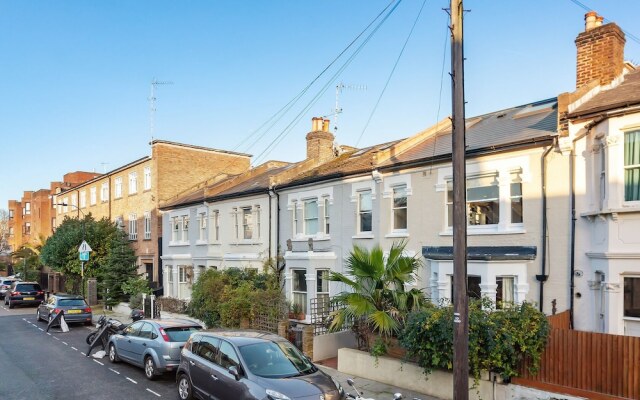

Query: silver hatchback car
[108,318,202,380]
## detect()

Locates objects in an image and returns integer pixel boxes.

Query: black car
[176,330,345,400]
[4,281,45,309]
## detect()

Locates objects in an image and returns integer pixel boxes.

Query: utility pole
[450,0,469,399]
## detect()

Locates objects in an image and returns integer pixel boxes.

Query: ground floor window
[496,276,515,309]
[292,269,307,314]
[624,277,640,318]
[451,275,481,301]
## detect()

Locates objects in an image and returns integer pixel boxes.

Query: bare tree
[0,209,9,254]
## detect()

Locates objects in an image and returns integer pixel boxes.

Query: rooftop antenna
[149,79,173,142]
[324,82,367,136]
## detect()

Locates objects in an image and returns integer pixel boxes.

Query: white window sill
[352,233,375,239]
[385,231,409,238]
[623,316,640,321]
[439,226,526,236]
[195,240,208,246]
[292,234,331,242]
[169,241,190,247]
[233,240,263,245]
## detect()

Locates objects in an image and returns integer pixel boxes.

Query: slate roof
[568,69,640,118]
[381,98,558,168]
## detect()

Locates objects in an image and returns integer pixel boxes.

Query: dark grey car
[36,294,93,325]
[4,281,45,308]
[108,318,202,380]
[176,330,345,400]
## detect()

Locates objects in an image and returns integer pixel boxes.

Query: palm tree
[328,241,429,338]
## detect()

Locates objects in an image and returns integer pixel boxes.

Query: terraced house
[53,140,250,288]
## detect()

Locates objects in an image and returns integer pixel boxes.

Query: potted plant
[289,303,305,320]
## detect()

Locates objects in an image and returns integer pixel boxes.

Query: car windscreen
[239,340,317,378]
[58,299,87,307]
[16,284,41,292]
[164,326,202,342]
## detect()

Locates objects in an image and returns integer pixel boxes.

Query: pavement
[98,304,443,400]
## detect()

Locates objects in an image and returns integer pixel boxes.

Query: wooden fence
[513,311,640,399]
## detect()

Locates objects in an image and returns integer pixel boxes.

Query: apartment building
[7,171,100,252]
[53,140,251,288]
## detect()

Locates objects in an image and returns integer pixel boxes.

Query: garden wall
[337,348,586,400]
[312,331,357,362]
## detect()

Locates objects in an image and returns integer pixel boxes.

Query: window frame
[242,207,253,240]
[114,177,123,199]
[624,276,640,318]
[303,198,319,236]
[144,211,152,240]
[624,130,640,202]
[392,185,408,231]
[198,212,207,241]
[323,197,331,235]
[357,190,373,233]
[144,166,152,191]
[128,213,137,240]
[129,172,138,195]
[101,183,109,202]
[79,191,86,208]
[89,187,97,206]
[291,269,308,314]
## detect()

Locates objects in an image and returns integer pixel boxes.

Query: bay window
[624,277,640,318]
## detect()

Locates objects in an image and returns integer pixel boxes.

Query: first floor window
[129,172,138,194]
[624,130,640,201]
[212,210,220,241]
[172,217,182,242]
[115,177,123,198]
[79,191,86,208]
[233,208,239,239]
[101,183,109,202]
[128,214,137,240]
[183,217,189,241]
[144,166,152,190]
[90,187,97,205]
[496,276,515,309]
[144,212,151,240]
[292,269,307,314]
[24,222,31,234]
[304,199,319,235]
[392,185,407,230]
[199,212,207,241]
[357,190,372,233]
[510,172,523,223]
[323,197,330,234]
[624,277,640,318]
[447,175,499,227]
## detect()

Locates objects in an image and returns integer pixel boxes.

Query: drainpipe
[570,148,576,328]
[536,144,553,312]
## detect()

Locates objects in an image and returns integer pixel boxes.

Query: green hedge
[399,299,550,381]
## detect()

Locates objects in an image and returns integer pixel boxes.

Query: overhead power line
[568,0,640,45]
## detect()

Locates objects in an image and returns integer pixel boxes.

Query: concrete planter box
[337,348,586,400]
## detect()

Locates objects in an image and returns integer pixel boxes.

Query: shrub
[399,299,549,381]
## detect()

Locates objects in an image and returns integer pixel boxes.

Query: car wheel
[177,374,194,400]
[108,344,120,363]
[36,309,41,321]
[144,356,158,380]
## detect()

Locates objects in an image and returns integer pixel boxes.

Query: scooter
[345,378,403,400]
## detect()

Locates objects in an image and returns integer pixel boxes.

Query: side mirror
[346,378,355,387]
[151,333,158,340]
[228,366,240,381]
[393,394,403,400]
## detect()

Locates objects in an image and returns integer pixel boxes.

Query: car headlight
[266,389,291,400]
[331,376,344,394]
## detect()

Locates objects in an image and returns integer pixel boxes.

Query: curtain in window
[625,131,640,201]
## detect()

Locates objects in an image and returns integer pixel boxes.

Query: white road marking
[93,360,104,366]
[109,368,120,375]
[81,352,86,356]
[71,347,78,351]
[126,377,137,384]
[46,333,51,336]
[62,341,68,345]
[22,318,27,321]
[53,337,60,341]
[38,328,44,331]
[146,388,161,397]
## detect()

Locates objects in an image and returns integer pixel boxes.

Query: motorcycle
[345,378,403,400]
[85,315,126,344]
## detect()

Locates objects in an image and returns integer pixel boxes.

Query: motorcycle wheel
[86,331,98,345]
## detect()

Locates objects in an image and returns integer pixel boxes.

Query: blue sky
[2,0,640,208]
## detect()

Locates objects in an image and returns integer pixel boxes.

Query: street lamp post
[54,203,88,298]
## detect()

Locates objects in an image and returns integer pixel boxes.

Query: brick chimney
[306,117,335,163]
[575,11,625,89]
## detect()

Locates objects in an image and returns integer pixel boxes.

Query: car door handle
[211,374,219,381]
[143,343,147,347]
[189,360,195,366]
[127,340,132,343]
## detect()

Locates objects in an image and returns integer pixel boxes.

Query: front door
[145,263,154,286]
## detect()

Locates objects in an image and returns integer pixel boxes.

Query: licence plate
[67,309,81,314]
[23,297,34,300]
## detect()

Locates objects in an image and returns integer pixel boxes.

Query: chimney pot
[585,11,598,31]
[595,15,604,27]
[322,118,330,132]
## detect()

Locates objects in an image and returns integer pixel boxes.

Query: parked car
[176,330,345,400]
[0,278,18,299]
[3,281,44,309]
[36,294,92,325]
[108,318,202,380]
